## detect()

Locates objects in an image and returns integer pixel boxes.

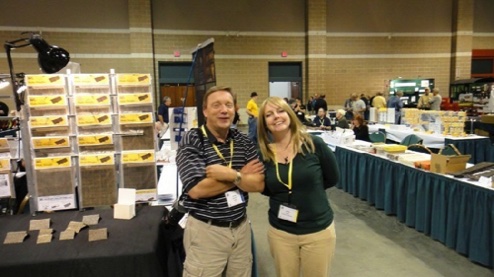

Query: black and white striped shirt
[176,126,259,221]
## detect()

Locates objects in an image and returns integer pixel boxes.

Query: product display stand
[22,71,158,214]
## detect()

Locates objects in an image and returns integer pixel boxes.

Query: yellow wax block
[121,151,155,164]
[34,156,71,169]
[0,138,9,149]
[0,159,11,170]
[79,154,115,166]
[119,113,153,124]
[118,93,152,104]
[26,75,64,86]
[73,74,109,85]
[117,74,151,85]
[78,135,113,146]
[75,95,110,106]
[32,137,70,149]
[77,114,112,126]
[30,116,68,127]
[28,95,67,107]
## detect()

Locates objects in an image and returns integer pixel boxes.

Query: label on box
[32,137,70,149]
[0,159,11,170]
[78,135,113,146]
[77,114,112,126]
[75,95,111,106]
[30,116,68,128]
[73,74,109,85]
[136,189,157,202]
[118,93,152,105]
[37,194,76,211]
[0,138,9,149]
[79,154,115,166]
[28,95,67,107]
[34,156,72,169]
[26,75,64,87]
[117,74,151,85]
[119,113,153,124]
[122,151,155,164]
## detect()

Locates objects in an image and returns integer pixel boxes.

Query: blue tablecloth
[335,146,494,268]
[445,137,494,164]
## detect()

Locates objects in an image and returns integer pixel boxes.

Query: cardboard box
[430,153,470,174]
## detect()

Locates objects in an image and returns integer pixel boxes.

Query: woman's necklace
[277,141,291,164]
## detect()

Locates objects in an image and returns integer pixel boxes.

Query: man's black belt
[191,214,246,228]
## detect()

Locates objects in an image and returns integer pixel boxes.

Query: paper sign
[136,189,157,202]
[34,157,71,169]
[28,95,67,107]
[118,93,152,105]
[37,194,76,211]
[37,233,53,244]
[26,75,64,86]
[121,151,155,164]
[73,74,109,85]
[119,113,153,124]
[29,219,51,231]
[78,135,113,146]
[79,154,115,166]
[117,74,151,85]
[74,94,111,106]
[30,116,68,128]
[88,228,108,242]
[77,114,112,126]
[0,173,11,197]
[32,137,70,149]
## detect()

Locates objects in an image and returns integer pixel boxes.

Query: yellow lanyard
[201,125,233,168]
[273,148,293,194]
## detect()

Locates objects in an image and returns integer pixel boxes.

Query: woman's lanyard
[319,118,325,125]
[201,125,233,168]
[273,149,293,203]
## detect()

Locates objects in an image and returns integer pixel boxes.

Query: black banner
[192,38,216,126]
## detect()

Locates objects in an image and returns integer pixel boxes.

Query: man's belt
[191,214,246,228]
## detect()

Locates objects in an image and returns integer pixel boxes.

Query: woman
[352,114,370,142]
[312,107,331,130]
[257,97,339,277]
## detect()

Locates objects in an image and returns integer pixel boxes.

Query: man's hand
[240,160,264,175]
[206,164,236,182]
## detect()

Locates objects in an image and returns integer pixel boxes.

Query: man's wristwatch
[233,171,242,186]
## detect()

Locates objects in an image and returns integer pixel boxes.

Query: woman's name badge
[278,203,298,223]
[225,190,244,207]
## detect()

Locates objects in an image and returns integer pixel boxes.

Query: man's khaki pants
[183,216,252,277]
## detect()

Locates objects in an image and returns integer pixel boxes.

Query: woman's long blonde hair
[257,97,315,163]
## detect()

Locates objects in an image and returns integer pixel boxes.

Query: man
[176,86,265,277]
[387,90,404,124]
[343,94,354,120]
[313,94,328,113]
[335,109,350,129]
[157,96,171,126]
[246,91,259,143]
[372,92,387,121]
[156,96,171,137]
[288,98,308,124]
[360,93,370,120]
[352,93,366,118]
[417,87,431,110]
[429,88,442,111]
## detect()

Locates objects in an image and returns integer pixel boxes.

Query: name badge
[225,190,245,207]
[179,213,189,229]
[278,203,298,223]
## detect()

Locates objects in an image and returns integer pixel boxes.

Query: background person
[313,107,331,130]
[352,114,370,142]
[176,86,265,277]
[246,91,259,143]
[335,109,350,129]
[257,97,339,277]
[387,90,404,124]
[417,87,431,110]
[429,88,442,111]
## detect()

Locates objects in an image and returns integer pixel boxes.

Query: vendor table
[0,206,169,277]
[335,146,494,268]
[368,124,493,163]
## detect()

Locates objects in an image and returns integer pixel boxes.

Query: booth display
[401,109,467,137]
[22,72,157,213]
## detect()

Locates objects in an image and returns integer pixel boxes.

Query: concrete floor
[247,189,494,277]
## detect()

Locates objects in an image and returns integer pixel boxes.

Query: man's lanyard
[201,125,233,168]
[319,118,325,125]
[273,148,293,203]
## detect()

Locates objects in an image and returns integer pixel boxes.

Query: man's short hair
[203,86,234,109]
[250,92,258,98]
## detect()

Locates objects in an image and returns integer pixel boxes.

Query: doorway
[158,62,196,107]
[268,62,303,100]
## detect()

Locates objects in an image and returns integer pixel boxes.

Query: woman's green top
[262,135,340,235]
